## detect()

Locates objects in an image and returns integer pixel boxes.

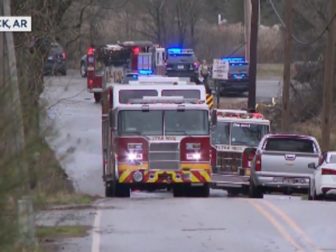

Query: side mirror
[308,162,316,169]
[109,111,116,131]
[211,109,217,126]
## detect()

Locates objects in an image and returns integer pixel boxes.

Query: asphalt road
[41,71,335,252]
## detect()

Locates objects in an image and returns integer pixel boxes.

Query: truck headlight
[186,152,201,161]
[127,152,142,161]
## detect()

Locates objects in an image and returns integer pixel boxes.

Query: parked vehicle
[43,42,67,76]
[100,76,213,197]
[165,48,199,83]
[309,151,336,200]
[249,134,321,198]
[86,41,165,103]
[217,56,249,95]
[80,54,87,77]
[210,109,270,196]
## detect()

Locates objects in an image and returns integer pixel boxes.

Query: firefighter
[199,59,210,84]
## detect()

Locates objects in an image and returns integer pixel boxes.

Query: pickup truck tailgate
[260,151,319,174]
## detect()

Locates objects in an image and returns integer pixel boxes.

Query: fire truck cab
[210,109,270,196]
[86,41,165,102]
[104,97,212,197]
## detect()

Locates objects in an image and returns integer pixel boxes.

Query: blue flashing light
[232,73,248,80]
[223,56,246,63]
[139,69,153,75]
[167,48,182,54]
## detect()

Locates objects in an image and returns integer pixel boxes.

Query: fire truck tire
[115,183,130,198]
[105,181,115,197]
[173,185,185,197]
[196,184,210,197]
[248,181,264,199]
[105,181,130,198]
[187,184,210,197]
[94,92,101,103]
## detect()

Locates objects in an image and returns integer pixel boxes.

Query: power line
[268,0,336,46]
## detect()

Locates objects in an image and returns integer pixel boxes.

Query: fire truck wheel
[115,183,130,198]
[187,184,210,197]
[105,181,115,197]
[248,180,264,199]
[197,184,210,197]
[173,185,185,197]
[94,92,101,103]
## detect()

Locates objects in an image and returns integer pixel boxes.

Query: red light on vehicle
[242,149,256,169]
[87,47,95,55]
[255,153,262,171]
[88,79,93,88]
[62,52,66,60]
[321,168,336,175]
[132,47,140,55]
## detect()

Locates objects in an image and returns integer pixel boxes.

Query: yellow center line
[261,200,323,252]
[247,199,304,252]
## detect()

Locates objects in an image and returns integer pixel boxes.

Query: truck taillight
[242,148,256,169]
[321,168,336,175]
[255,153,262,171]
[87,47,95,55]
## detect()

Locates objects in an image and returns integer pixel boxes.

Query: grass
[34,191,96,207]
[257,63,284,79]
[36,225,89,240]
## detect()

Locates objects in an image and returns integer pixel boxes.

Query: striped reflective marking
[206,94,214,109]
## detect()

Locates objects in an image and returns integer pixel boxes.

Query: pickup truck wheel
[249,181,264,199]
[227,189,240,197]
[94,92,101,103]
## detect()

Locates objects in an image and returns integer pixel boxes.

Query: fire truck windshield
[231,123,269,146]
[211,122,230,145]
[118,110,209,136]
[211,122,269,146]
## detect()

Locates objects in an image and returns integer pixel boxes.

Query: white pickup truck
[249,133,321,198]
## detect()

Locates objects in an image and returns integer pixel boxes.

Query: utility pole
[0,2,4,88]
[247,0,259,110]
[3,0,25,153]
[281,0,293,131]
[321,0,336,151]
[244,0,252,61]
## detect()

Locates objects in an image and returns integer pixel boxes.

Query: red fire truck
[86,41,165,102]
[210,109,270,196]
[101,88,214,197]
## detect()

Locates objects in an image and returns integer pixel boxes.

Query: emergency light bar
[222,57,246,63]
[129,76,190,85]
[129,96,204,104]
[105,44,123,51]
[138,69,153,75]
[216,109,265,119]
[167,48,194,54]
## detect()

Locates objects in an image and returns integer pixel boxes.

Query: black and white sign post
[212,59,229,108]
